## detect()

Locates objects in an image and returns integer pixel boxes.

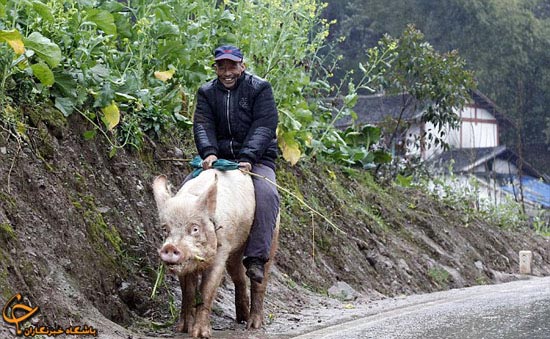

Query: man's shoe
[244,257,265,284]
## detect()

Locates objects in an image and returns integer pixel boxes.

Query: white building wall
[407,105,499,160]
[449,106,498,148]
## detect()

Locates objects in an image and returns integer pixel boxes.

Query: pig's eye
[190,224,200,235]
[161,223,169,237]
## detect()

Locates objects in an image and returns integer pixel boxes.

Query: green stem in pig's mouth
[150,256,205,300]
[151,264,165,299]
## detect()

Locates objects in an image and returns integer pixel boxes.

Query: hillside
[1,112,549,338]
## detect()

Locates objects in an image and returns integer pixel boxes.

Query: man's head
[213,45,245,89]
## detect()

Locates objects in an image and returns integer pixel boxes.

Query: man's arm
[193,87,219,166]
[238,82,278,165]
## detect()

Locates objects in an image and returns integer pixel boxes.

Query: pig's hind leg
[227,250,250,324]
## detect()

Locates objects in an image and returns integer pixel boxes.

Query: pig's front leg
[176,272,198,333]
[191,252,229,338]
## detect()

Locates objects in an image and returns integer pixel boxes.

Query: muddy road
[2,275,549,339]
[130,276,549,339]
[283,276,550,339]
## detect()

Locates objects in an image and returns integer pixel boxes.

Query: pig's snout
[159,244,183,264]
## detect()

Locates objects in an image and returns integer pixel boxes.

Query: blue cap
[214,45,243,62]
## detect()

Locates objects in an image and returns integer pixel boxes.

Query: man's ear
[240,62,246,72]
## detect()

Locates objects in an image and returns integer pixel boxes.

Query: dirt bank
[1,111,549,338]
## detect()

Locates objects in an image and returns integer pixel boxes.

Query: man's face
[215,59,245,89]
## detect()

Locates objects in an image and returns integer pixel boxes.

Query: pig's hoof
[175,319,187,333]
[191,323,212,338]
[246,313,263,329]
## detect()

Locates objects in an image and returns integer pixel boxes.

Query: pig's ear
[152,175,172,210]
[197,173,217,217]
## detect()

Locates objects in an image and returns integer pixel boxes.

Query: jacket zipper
[226,90,236,159]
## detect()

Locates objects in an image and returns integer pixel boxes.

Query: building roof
[333,90,515,131]
[501,175,550,208]
[432,146,549,208]
[469,90,515,130]
[333,93,424,128]
[430,146,546,180]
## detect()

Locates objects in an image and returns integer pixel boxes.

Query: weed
[0,222,16,240]
[428,267,449,286]
[475,276,488,285]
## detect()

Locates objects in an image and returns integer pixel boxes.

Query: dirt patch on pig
[0,111,549,338]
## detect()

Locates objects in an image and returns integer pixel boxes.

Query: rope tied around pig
[189,156,345,235]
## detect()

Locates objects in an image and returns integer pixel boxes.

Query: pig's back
[181,169,256,245]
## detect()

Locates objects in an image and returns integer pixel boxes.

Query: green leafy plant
[1,1,473,171]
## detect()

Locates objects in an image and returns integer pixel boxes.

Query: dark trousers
[182,164,279,262]
[245,164,279,261]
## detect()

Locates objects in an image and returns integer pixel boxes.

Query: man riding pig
[153,45,280,338]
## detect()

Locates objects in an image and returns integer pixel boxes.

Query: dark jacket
[193,72,278,169]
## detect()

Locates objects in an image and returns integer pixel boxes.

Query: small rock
[174,147,184,158]
[474,260,484,270]
[328,281,359,301]
[0,147,6,154]
[97,206,110,214]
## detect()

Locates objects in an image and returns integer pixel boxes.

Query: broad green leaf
[154,22,180,39]
[0,3,6,20]
[32,0,54,22]
[55,97,76,117]
[95,82,115,108]
[101,102,120,130]
[154,69,175,82]
[90,63,110,78]
[280,132,301,165]
[113,13,132,39]
[158,40,183,59]
[85,9,117,36]
[372,150,392,164]
[0,29,25,54]
[396,174,413,187]
[24,32,62,68]
[53,71,78,98]
[114,92,137,102]
[100,1,124,12]
[361,125,381,146]
[294,107,313,123]
[31,62,55,86]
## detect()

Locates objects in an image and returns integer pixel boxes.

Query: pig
[152,169,279,338]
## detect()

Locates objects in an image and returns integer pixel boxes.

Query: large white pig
[152,169,279,338]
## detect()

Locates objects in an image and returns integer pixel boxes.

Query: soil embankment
[1,113,549,337]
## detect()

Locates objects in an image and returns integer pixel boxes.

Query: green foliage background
[324,0,550,172]
[0,0,476,170]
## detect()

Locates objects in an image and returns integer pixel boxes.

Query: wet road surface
[288,276,550,339]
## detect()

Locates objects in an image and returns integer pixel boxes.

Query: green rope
[188,156,346,235]
[189,156,240,177]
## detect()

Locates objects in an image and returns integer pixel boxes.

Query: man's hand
[202,155,218,170]
[238,162,252,172]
